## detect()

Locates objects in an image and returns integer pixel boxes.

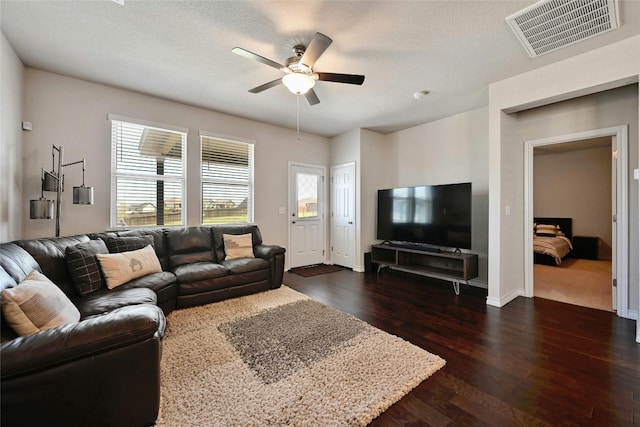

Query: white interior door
[611,137,617,310]
[289,164,325,268]
[331,163,355,268]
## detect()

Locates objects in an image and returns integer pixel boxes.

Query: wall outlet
[278,207,286,214]
[22,121,32,131]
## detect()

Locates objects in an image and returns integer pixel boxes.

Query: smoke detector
[506,0,620,58]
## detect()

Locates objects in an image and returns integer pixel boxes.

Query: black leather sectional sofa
[0,224,285,426]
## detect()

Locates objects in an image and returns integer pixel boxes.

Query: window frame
[108,114,188,229]
[199,131,255,225]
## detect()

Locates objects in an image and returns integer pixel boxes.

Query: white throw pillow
[96,244,162,289]
[223,233,255,260]
[1,271,81,336]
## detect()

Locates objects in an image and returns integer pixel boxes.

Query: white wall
[488,35,640,322]
[386,107,490,285]
[21,69,331,250]
[360,129,393,266]
[0,33,24,242]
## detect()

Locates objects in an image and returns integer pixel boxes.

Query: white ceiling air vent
[506,0,620,57]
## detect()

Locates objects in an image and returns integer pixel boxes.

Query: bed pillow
[1,271,81,336]
[535,224,560,237]
[65,239,108,296]
[96,245,162,289]
[223,233,255,260]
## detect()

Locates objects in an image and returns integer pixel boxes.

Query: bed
[533,217,573,266]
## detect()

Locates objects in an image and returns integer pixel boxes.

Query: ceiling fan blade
[232,47,284,70]
[249,78,282,93]
[305,89,320,106]
[300,32,332,68]
[316,72,365,85]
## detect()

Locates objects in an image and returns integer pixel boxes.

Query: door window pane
[297,173,318,218]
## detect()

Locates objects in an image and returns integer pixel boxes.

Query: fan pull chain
[296,95,301,141]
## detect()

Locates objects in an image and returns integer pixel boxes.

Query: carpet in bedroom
[155,286,445,426]
[534,258,612,311]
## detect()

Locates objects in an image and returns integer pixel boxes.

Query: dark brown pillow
[105,235,154,253]
[65,239,108,296]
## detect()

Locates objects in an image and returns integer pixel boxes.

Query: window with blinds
[109,116,187,228]
[201,134,254,224]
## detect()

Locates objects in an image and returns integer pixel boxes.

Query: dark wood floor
[283,269,639,426]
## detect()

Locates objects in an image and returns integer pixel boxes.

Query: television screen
[377,182,472,249]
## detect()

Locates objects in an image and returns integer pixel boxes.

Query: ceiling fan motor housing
[293,45,306,57]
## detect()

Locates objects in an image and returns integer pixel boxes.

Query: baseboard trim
[486,289,524,308]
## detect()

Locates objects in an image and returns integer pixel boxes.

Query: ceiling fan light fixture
[282,73,316,95]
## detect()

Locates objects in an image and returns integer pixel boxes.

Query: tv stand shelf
[371,244,478,295]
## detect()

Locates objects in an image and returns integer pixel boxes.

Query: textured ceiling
[2,1,639,137]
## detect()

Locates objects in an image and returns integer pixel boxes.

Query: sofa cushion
[17,235,91,298]
[1,271,81,336]
[105,235,154,253]
[166,227,215,268]
[117,271,178,314]
[97,245,162,289]
[223,233,255,260]
[65,239,108,296]
[172,262,228,284]
[220,258,269,274]
[0,243,41,288]
[73,287,157,318]
[117,271,177,294]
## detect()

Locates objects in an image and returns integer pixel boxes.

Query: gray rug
[156,286,445,426]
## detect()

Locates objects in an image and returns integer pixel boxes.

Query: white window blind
[110,117,187,228]
[201,134,254,224]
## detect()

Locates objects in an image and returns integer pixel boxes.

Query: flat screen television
[377,182,472,249]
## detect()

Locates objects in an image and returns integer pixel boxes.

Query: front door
[331,163,355,268]
[289,163,325,269]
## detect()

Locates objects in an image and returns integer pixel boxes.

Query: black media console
[371,244,479,295]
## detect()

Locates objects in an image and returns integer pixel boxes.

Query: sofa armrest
[1,304,165,379]
[253,244,286,288]
[254,244,286,260]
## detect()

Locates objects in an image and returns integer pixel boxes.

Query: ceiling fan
[232,32,365,106]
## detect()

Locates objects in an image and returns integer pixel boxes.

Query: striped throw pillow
[223,233,255,260]
[1,271,80,336]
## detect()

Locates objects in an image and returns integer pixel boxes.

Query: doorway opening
[524,126,629,317]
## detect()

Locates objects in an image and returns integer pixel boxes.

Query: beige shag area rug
[156,286,445,426]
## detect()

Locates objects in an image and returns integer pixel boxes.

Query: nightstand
[572,236,599,260]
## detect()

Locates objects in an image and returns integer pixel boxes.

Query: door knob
[348,221,353,224]
[292,221,296,224]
